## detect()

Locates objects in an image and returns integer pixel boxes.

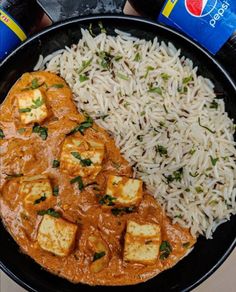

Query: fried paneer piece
[37,215,78,256]
[124,220,161,265]
[17,89,48,124]
[106,175,143,207]
[19,175,52,206]
[88,235,109,273]
[60,135,104,178]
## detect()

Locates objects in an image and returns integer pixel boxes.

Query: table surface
[1,1,235,291]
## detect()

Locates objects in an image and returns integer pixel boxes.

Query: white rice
[36,29,236,239]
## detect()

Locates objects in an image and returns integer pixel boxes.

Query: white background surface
[1,1,235,291]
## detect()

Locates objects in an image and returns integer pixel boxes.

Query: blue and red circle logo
[185,0,217,17]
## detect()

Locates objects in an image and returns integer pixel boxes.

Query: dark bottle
[129,0,236,81]
[0,0,43,61]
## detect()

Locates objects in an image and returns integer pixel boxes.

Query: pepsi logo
[185,0,217,17]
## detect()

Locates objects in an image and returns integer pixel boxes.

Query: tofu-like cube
[19,175,52,206]
[60,135,104,178]
[88,235,109,273]
[124,220,161,265]
[17,89,48,124]
[106,175,143,207]
[37,215,78,256]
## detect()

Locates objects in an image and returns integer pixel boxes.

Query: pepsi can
[129,0,236,80]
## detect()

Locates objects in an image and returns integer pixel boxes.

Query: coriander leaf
[156,145,168,157]
[148,87,162,95]
[93,251,106,262]
[98,21,106,33]
[19,108,31,113]
[51,84,64,88]
[198,117,216,134]
[164,168,183,183]
[99,51,113,70]
[183,76,193,84]
[161,73,170,81]
[31,97,44,109]
[182,242,190,248]
[32,123,48,140]
[99,194,116,206]
[144,66,154,78]
[37,208,61,218]
[117,72,129,81]
[0,128,5,139]
[17,128,26,134]
[31,78,40,89]
[195,186,203,193]
[66,116,93,136]
[111,206,135,216]
[79,75,89,82]
[88,23,96,36]
[189,148,196,155]
[34,193,47,204]
[53,186,59,196]
[71,152,92,166]
[114,55,122,61]
[52,159,60,168]
[134,52,141,62]
[210,155,219,166]
[77,58,93,74]
[159,240,172,260]
[209,100,218,109]
[70,176,84,190]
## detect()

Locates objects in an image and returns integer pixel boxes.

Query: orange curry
[0,72,195,285]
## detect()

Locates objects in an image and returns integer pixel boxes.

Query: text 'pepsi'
[158,0,236,54]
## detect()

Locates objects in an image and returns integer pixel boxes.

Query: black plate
[0,15,236,292]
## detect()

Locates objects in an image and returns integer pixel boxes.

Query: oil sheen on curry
[0,72,195,285]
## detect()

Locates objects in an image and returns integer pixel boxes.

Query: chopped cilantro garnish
[32,123,48,140]
[156,145,168,157]
[210,155,219,166]
[53,186,59,196]
[79,74,89,82]
[93,251,106,262]
[19,108,31,113]
[160,73,170,81]
[182,76,193,84]
[34,193,47,205]
[76,58,93,74]
[66,116,93,136]
[71,152,92,166]
[117,72,129,81]
[51,84,64,88]
[159,240,172,260]
[134,52,141,62]
[148,87,162,95]
[198,117,216,134]
[37,208,61,218]
[70,176,84,190]
[99,194,117,206]
[0,128,5,139]
[111,206,135,216]
[52,160,60,168]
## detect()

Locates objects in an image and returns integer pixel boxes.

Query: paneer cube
[19,175,52,206]
[124,220,161,265]
[60,135,104,178]
[17,89,48,124]
[106,175,143,207]
[37,215,78,256]
[88,235,109,273]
